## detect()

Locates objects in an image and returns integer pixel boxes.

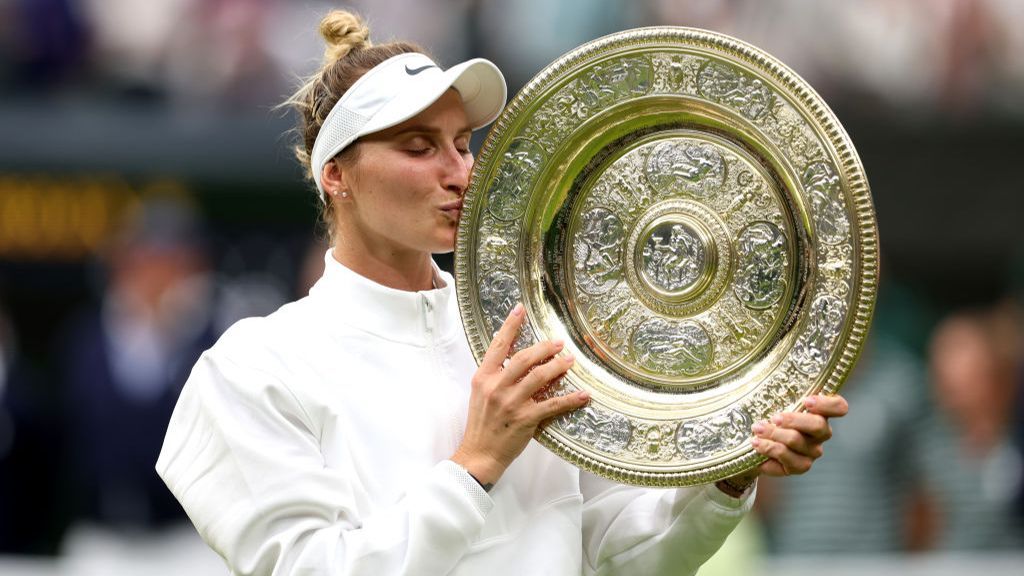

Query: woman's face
[337,89,473,256]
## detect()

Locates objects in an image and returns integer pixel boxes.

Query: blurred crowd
[1,0,1024,571]
[2,0,1024,116]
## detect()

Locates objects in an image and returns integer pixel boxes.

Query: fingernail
[578,391,590,401]
[751,438,762,448]
[804,396,817,408]
[512,303,524,316]
[771,414,783,425]
[752,422,766,435]
[553,339,564,349]
[564,353,575,363]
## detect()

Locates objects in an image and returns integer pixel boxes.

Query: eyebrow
[390,125,473,138]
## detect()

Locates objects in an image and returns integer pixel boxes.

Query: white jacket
[157,252,752,575]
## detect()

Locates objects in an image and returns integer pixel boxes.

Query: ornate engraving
[573,207,625,294]
[803,161,850,245]
[640,221,706,293]
[479,270,535,351]
[577,56,653,109]
[716,306,766,355]
[697,61,773,120]
[627,421,680,461]
[601,156,654,216]
[479,270,519,327]
[522,105,569,153]
[631,319,712,376]
[554,87,591,122]
[570,137,792,386]
[676,409,753,461]
[820,242,853,297]
[745,370,803,422]
[645,141,725,199]
[584,287,639,354]
[651,53,703,95]
[792,294,847,376]
[559,406,632,454]
[480,234,516,267]
[488,138,545,221]
[734,222,788,309]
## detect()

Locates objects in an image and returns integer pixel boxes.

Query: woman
[157,10,847,575]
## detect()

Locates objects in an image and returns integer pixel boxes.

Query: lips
[440,200,463,214]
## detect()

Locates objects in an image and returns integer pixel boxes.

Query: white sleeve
[156,349,492,576]
[579,470,754,576]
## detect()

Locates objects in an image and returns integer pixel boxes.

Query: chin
[430,231,457,254]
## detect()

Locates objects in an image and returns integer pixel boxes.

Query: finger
[515,353,575,399]
[802,394,849,418]
[502,340,565,384]
[753,420,823,459]
[752,437,814,477]
[533,389,590,422]
[480,303,525,373]
[771,412,832,443]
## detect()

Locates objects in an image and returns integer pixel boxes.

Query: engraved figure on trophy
[587,294,632,352]
[803,161,850,245]
[718,409,754,452]
[676,409,751,461]
[645,140,725,198]
[719,307,765,351]
[631,422,678,461]
[554,86,590,122]
[792,294,847,376]
[559,405,632,454]
[480,270,535,350]
[734,221,788,309]
[631,318,712,376]
[641,222,706,293]
[697,61,773,120]
[577,57,653,110]
[480,235,516,270]
[607,165,653,214]
[488,138,545,221]
[574,207,625,294]
[676,420,719,461]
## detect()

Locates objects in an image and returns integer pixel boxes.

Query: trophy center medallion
[636,217,715,301]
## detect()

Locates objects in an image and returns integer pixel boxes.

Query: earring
[340,191,349,198]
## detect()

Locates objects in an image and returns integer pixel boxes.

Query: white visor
[310,52,507,200]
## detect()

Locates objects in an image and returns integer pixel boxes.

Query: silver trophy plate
[455,27,878,486]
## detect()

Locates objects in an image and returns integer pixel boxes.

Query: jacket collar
[308,250,459,346]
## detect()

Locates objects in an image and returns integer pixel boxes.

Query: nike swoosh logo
[405,64,438,76]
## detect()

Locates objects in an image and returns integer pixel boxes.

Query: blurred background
[0,0,1022,574]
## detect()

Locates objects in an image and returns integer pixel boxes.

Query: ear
[320,158,352,199]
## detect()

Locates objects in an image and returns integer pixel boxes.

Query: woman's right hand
[452,303,589,487]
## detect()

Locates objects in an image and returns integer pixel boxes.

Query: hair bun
[320,10,371,63]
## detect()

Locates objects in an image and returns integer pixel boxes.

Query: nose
[441,144,471,195]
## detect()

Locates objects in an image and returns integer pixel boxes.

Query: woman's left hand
[752,393,849,477]
[717,394,849,496]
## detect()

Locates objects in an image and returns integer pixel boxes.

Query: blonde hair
[282,10,426,241]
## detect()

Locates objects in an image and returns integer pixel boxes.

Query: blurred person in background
[756,281,930,554]
[156,10,847,575]
[0,299,64,554]
[57,193,218,535]
[910,306,1024,550]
